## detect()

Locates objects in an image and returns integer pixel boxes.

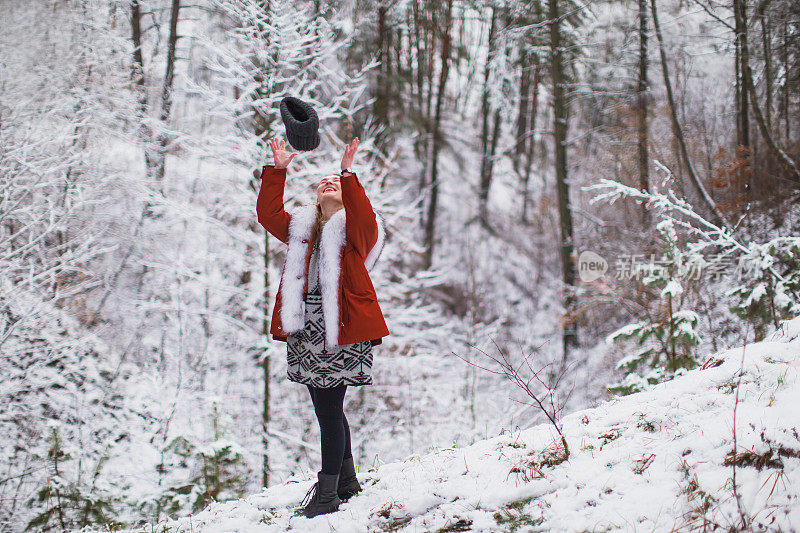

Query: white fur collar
[280,204,386,346]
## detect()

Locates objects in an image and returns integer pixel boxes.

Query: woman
[256,136,390,518]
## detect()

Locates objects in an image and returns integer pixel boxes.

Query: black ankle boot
[337,456,363,501]
[300,471,341,518]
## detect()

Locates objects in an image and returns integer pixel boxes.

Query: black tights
[306,384,353,475]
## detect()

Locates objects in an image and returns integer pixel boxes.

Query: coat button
[296,274,302,279]
[301,239,308,243]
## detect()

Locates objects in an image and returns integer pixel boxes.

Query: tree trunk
[734,25,742,147]
[734,0,750,148]
[130,0,157,177]
[413,0,425,113]
[741,6,800,182]
[426,0,436,123]
[261,231,271,489]
[478,7,498,227]
[549,0,578,359]
[423,0,453,269]
[781,14,789,143]
[481,109,502,229]
[154,0,182,185]
[522,59,541,224]
[636,0,650,226]
[415,0,432,206]
[394,26,406,117]
[253,0,278,489]
[650,0,725,226]
[411,0,428,211]
[759,11,772,130]
[515,47,531,171]
[521,1,544,225]
[131,0,146,89]
[375,2,389,127]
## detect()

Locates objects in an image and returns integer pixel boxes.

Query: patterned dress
[286,237,374,388]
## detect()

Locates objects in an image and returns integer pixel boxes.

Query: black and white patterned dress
[286,238,374,388]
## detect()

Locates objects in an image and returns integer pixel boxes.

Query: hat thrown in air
[279,96,320,151]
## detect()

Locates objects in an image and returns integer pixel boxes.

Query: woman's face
[316,174,342,204]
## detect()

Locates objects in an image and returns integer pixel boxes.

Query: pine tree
[26,421,124,531]
[606,220,703,396]
[726,238,800,341]
[153,399,250,519]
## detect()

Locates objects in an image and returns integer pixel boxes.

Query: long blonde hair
[310,202,325,247]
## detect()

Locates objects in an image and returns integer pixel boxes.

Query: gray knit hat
[279,96,320,151]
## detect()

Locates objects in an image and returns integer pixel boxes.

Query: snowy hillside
[137,317,800,532]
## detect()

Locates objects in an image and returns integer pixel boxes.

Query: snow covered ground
[134,316,800,532]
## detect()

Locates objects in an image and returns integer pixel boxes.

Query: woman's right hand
[268,137,297,169]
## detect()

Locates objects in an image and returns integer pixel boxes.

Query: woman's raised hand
[269,137,297,169]
[340,137,359,172]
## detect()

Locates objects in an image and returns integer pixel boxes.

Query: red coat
[256,165,390,346]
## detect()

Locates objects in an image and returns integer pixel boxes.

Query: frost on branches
[585,161,800,396]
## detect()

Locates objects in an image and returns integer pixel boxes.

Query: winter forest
[1,0,800,530]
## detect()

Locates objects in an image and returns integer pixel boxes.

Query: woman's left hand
[340,137,359,172]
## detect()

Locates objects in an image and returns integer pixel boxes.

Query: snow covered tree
[25,422,125,531]
[0,0,132,327]
[588,162,800,395]
[0,281,138,530]
[605,220,702,396]
[148,398,250,519]
[726,237,800,341]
